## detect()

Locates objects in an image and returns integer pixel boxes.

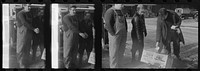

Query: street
[102,18,198,68]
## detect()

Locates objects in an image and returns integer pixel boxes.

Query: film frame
[1,0,199,70]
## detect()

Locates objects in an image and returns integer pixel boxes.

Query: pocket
[65,31,70,38]
[18,27,23,34]
[115,30,118,35]
[19,28,24,34]
[18,26,27,34]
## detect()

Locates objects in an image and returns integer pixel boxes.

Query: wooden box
[140,48,174,68]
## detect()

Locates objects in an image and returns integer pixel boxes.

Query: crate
[140,48,174,68]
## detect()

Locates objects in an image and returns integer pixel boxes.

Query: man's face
[159,12,168,20]
[114,4,124,10]
[69,7,76,15]
[85,13,91,19]
[39,10,44,16]
[24,4,30,12]
[138,9,145,15]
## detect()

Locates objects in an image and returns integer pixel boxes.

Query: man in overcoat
[78,12,94,67]
[131,4,147,62]
[156,8,185,59]
[62,6,87,68]
[16,4,39,68]
[32,9,44,61]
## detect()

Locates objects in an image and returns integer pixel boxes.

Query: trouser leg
[63,43,71,68]
[71,42,78,68]
[109,32,126,68]
[63,32,72,68]
[39,43,44,58]
[173,41,180,58]
[78,41,85,66]
[109,33,118,68]
[32,38,38,61]
[118,34,127,67]
[63,32,79,68]
[58,32,64,68]
[17,34,32,68]
[38,34,44,58]
[105,30,109,44]
[63,54,72,68]
[58,43,64,68]
[138,41,144,61]
[131,39,138,61]
[32,45,37,61]
[172,33,180,58]
[165,41,171,54]
[86,39,93,61]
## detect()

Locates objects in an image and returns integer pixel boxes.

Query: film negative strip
[1,0,199,70]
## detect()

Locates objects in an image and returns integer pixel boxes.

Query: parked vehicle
[193,11,198,22]
[175,8,197,20]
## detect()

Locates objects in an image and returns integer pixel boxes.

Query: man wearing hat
[156,8,184,59]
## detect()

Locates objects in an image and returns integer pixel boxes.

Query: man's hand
[176,28,181,34]
[171,25,177,30]
[110,32,115,36]
[155,42,160,51]
[59,28,63,32]
[79,33,87,38]
[144,32,147,37]
[84,32,88,38]
[34,28,39,34]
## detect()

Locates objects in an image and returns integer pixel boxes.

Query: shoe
[175,55,182,60]
[170,53,176,58]
[19,64,26,68]
[170,53,182,60]
[131,57,136,63]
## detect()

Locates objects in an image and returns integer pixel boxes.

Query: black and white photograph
[51,4,95,69]
[3,4,46,68]
[102,4,198,69]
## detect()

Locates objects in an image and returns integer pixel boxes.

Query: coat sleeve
[18,12,34,30]
[175,13,182,28]
[172,12,182,28]
[142,15,147,34]
[156,17,162,42]
[131,17,135,30]
[59,20,63,31]
[79,20,85,33]
[125,17,128,32]
[62,16,68,31]
[63,15,80,33]
[104,9,115,35]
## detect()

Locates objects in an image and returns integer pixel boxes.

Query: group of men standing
[61,6,94,68]
[16,4,44,68]
[15,4,185,69]
[104,4,184,68]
